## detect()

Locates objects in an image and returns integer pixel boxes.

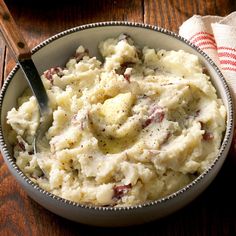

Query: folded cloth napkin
[179,12,236,154]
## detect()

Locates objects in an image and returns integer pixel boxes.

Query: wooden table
[1,0,236,235]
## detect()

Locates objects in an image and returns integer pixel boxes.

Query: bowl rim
[0,21,234,212]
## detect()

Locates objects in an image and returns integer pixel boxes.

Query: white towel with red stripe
[179,12,236,100]
[179,12,236,154]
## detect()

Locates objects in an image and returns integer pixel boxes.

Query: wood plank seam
[0,41,6,87]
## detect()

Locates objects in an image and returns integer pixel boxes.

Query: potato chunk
[100,93,134,124]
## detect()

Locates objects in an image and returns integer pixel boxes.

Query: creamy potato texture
[7,34,226,206]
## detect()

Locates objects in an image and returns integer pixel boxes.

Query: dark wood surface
[1,0,236,235]
[0,0,32,61]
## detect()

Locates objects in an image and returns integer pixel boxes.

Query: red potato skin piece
[44,67,63,83]
[124,73,131,83]
[75,49,89,62]
[200,121,214,141]
[113,184,132,199]
[143,106,165,128]
[18,142,25,151]
[203,132,214,141]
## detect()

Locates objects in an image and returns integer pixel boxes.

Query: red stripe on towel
[221,67,236,72]
[189,32,214,41]
[218,52,236,60]
[220,60,236,67]
[195,40,217,49]
[191,35,216,45]
[218,46,236,53]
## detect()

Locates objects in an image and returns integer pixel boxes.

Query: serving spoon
[0,0,52,153]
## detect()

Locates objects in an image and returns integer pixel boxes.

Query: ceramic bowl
[0,22,234,227]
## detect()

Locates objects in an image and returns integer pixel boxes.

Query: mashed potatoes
[7,34,226,206]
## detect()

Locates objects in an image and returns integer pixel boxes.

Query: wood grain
[1,0,236,235]
[144,0,236,31]
[6,0,144,48]
[0,38,6,86]
[0,0,31,60]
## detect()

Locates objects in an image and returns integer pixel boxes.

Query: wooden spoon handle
[0,0,31,60]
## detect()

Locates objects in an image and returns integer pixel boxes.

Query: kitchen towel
[179,12,236,153]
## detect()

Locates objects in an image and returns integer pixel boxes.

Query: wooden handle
[0,0,31,60]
